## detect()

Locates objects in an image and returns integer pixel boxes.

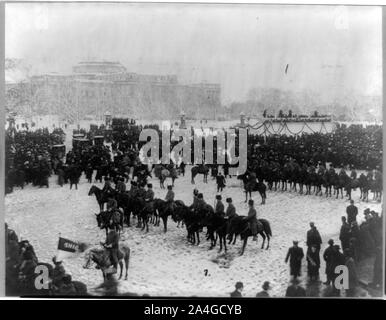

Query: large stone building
[7,61,221,122]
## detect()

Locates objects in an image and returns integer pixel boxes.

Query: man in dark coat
[346,200,358,225]
[285,278,306,297]
[344,249,358,297]
[230,281,243,297]
[216,172,226,192]
[102,229,120,273]
[285,241,304,279]
[306,245,320,281]
[306,222,322,253]
[330,245,346,296]
[256,281,271,297]
[215,195,225,216]
[339,216,351,251]
[323,239,335,285]
[245,199,258,241]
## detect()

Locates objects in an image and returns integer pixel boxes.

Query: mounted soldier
[102,177,115,198]
[225,197,237,237]
[165,185,175,213]
[144,183,155,212]
[115,177,126,193]
[191,188,200,211]
[244,199,258,241]
[100,229,120,274]
[350,166,357,180]
[215,195,225,217]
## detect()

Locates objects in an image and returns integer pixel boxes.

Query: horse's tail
[259,219,272,237]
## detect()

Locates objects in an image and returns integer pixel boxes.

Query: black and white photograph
[3,2,384,299]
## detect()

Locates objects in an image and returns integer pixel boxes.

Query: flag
[58,237,80,253]
[57,236,86,260]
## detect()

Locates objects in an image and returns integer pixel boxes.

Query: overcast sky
[5,3,382,104]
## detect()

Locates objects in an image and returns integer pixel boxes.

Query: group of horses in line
[238,162,383,204]
[88,184,272,256]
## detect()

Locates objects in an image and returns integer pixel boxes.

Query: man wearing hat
[115,177,126,194]
[306,222,322,253]
[215,195,225,217]
[350,166,357,180]
[165,185,175,213]
[230,281,244,297]
[285,240,304,279]
[145,184,154,202]
[256,281,271,297]
[225,198,237,237]
[102,176,115,198]
[194,193,207,214]
[245,199,258,241]
[346,200,358,225]
[330,245,345,296]
[285,278,306,297]
[216,172,226,193]
[323,239,335,285]
[144,183,155,212]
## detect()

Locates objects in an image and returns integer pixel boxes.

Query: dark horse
[95,210,123,238]
[191,164,210,184]
[88,185,109,211]
[83,245,130,280]
[204,212,228,252]
[228,216,272,255]
[153,198,181,232]
[154,165,178,189]
[237,172,267,204]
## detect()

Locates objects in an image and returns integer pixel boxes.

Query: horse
[203,213,228,252]
[95,210,123,238]
[153,198,180,232]
[88,185,110,211]
[228,217,272,255]
[191,164,210,184]
[237,172,267,204]
[154,165,178,189]
[83,245,130,280]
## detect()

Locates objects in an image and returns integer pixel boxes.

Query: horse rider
[191,188,200,212]
[195,193,207,214]
[144,183,155,212]
[215,195,225,217]
[128,180,138,197]
[115,176,126,193]
[366,167,373,181]
[225,197,237,237]
[102,176,115,198]
[339,164,346,177]
[101,228,120,273]
[317,161,326,175]
[328,164,336,176]
[244,199,258,241]
[136,183,146,199]
[165,185,175,213]
[350,166,357,180]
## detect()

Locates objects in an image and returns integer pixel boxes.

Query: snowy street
[5,168,381,297]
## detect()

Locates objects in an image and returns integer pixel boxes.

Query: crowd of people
[5,128,65,193]
[5,223,88,296]
[229,204,383,298]
[4,119,383,297]
[248,124,382,171]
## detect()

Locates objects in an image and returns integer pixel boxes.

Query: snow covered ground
[5,170,381,297]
